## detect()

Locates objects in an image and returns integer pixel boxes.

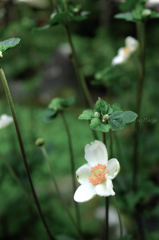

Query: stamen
[88,163,109,185]
[123,45,130,56]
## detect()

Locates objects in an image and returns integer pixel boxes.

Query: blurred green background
[0,0,159,240]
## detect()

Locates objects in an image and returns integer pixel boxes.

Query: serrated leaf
[78,110,94,120]
[114,12,134,22]
[90,118,110,132]
[109,111,125,131]
[100,99,108,115]
[0,38,20,53]
[122,111,138,123]
[94,98,101,112]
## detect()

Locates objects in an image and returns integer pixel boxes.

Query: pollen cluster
[88,164,109,185]
[123,45,130,56]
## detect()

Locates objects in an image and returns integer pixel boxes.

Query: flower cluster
[74,140,120,202]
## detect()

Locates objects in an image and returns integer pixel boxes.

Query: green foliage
[115,4,159,22]
[79,98,137,132]
[0,38,20,53]
[40,97,75,122]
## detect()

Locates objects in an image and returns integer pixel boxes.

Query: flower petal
[107,158,120,179]
[125,36,138,52]
[76,163,91,184]
[85,140,108,167]
[95,177,115,197]
[0,114,13,129]
[74,183,96,202]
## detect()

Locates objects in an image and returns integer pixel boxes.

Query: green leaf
[0,38,20,53]
[90,118,110,132]
[39,109,57,123]
[78,110,94,120]
[109,111,125,131]
[114,12,134,22]
[122,111,138,123]
[111,103,121,111]
[100,99,109,115]
[94,98,101,112]
[48,12,69,26]
[48,96,75,111]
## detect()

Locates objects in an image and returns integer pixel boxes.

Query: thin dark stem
[112,196,123,240]
[64,24,94,109]
[102,132,106,146]
[105,197,109,240]
[109,130,113,159]
[102,132,108,240]
[0,66,55,240]
[133,22,146,192]
[132,22,146,240]
[60,111,81,231]
[109,132,123,240]
[40,146,83,240]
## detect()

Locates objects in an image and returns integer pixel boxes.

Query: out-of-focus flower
[74,140,120,202]
[0,114,13,129]
[112,36,139,66]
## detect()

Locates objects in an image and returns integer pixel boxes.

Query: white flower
[112,36,139,66]
[74,140,120,202]
[0,114,13,129]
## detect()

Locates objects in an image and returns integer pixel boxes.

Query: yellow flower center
[123,45,130,56]
[88,164,109,185]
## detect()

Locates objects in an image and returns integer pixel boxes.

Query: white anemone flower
[74,140,120,202]
[112,36,139,66]
[0,114,13,129]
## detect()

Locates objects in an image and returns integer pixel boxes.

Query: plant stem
[109,131,123,240]
[40,145,83,240]
[0,65,55,240]
[133,22,146,240]
[60,111,81,230]
[133,22,145,192]
[102,132,108,240]
[63,24,94,109]
[0,151,34,206]
[112,196,123,240]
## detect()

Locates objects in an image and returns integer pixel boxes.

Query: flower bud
[142,9,151,18]
[35,138,45,147]
[94,112,100,118]
[103,114,109,121]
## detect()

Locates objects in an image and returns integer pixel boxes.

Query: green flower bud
[103,114,109,121]
[94,112,100,118]
[142,9,151,18]
[35,138,45,147]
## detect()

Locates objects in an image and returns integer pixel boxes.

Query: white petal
[107,158,120,179]
[0,114,13,129]
[74,182,96,202]
[112,55,125,65]
[76,163,91,184]
[85,140,108,167]
[95,176,115,197]
[125,36,138,53]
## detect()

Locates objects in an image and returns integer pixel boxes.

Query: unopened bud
[94,112,100,118]
[142,9,151,18]
[35,138,45,147]
[103,114,109,121]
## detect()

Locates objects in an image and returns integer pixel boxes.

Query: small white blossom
[112,36,139,66]
[74,140,120,202]
[0,114,13,129]
[0,51,3,58]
